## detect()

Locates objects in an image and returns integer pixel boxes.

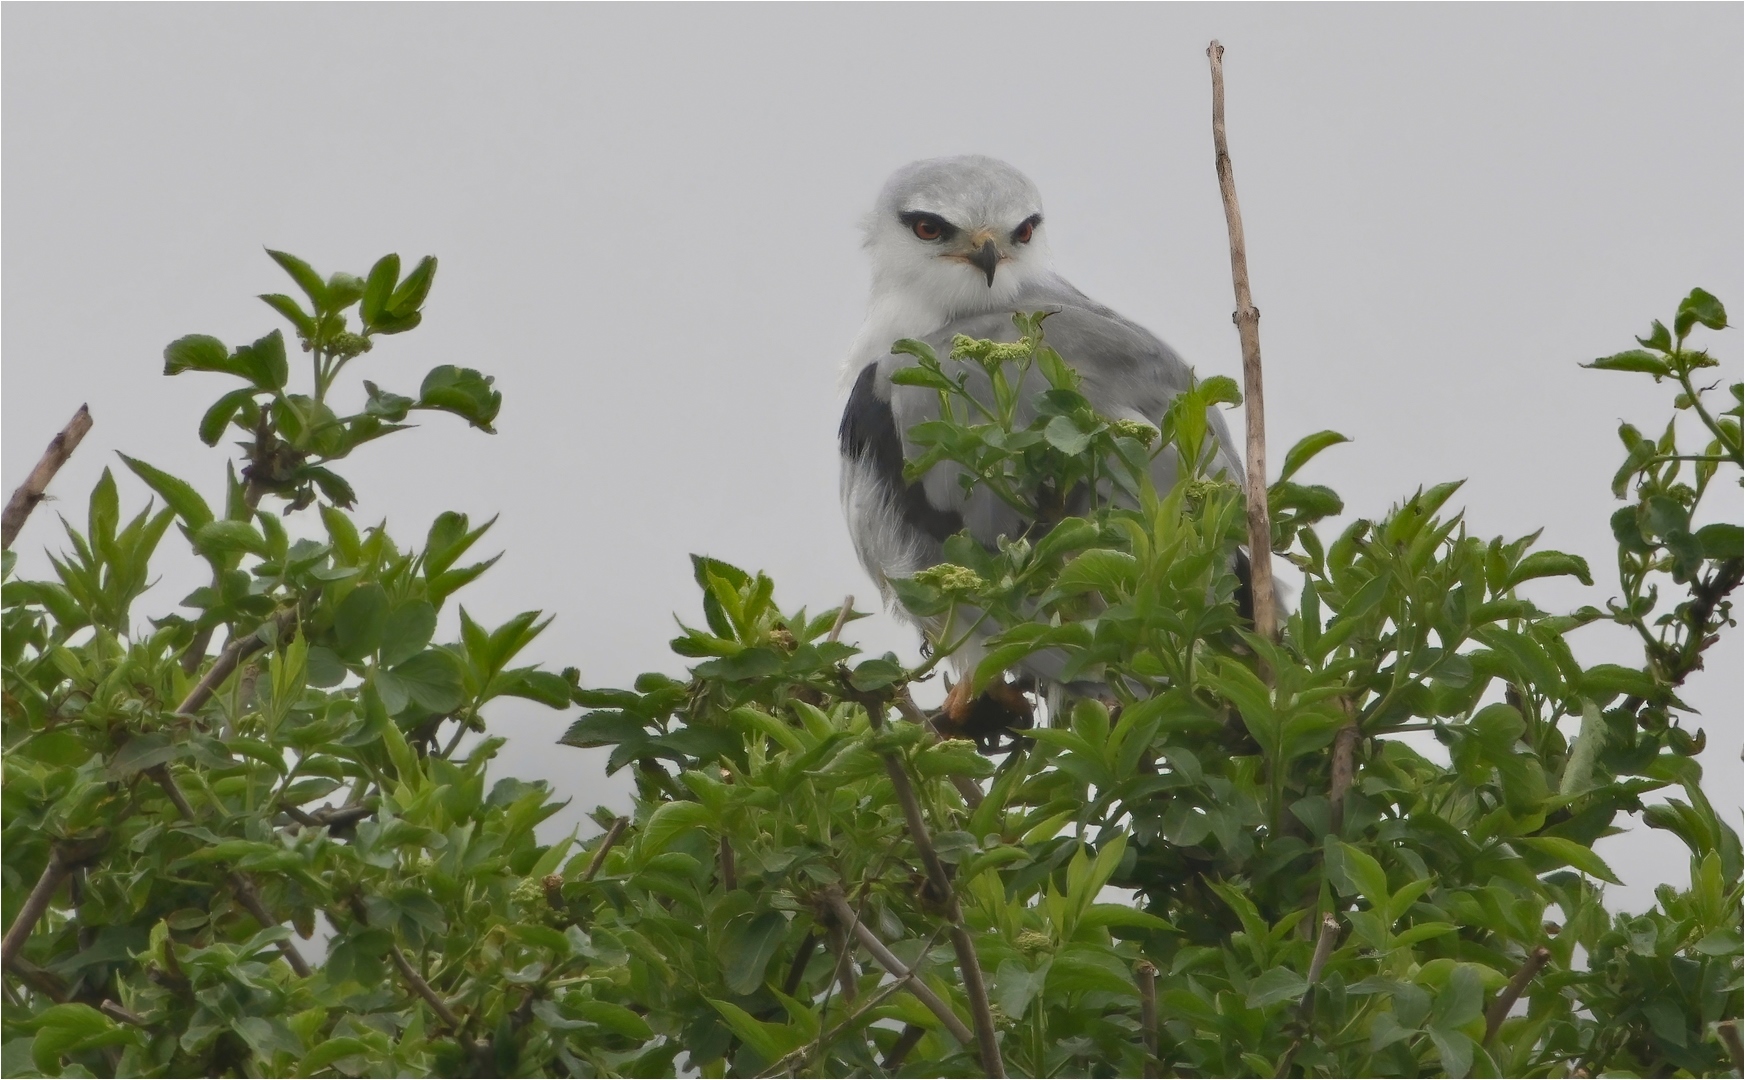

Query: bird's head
[863,155,1048,317]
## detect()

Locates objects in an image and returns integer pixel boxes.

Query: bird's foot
[933,676,1035,752]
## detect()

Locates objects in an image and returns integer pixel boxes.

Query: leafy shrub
[2,258,1738,1078]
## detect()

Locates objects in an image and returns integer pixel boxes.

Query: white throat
[839,260,1031,387]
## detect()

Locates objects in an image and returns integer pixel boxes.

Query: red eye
[1014,219,1035,244]
[913,219,941,240]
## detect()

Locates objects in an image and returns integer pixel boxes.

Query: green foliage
[2,269,1738,1079]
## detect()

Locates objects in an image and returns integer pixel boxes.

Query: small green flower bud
[1110,419,1159,446]
[912,563,987,594]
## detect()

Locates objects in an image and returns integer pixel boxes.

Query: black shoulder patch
[1233,547,1255,624]
[840,364,964,543]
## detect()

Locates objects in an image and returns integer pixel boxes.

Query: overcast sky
[4,4,1739,912]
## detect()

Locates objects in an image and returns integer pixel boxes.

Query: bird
[837,155,1246,734]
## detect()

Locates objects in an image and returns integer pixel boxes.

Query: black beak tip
[970,241,1000,287]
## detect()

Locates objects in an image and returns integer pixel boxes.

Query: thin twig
[100,1000,146,1027]
[858,694,1004,1075]
[719,835,739,892]
[1207,41,1277,643]
[823,886,975,1046]
[781,932,819,998]
[583,817,628,881]
[1300,913,1341,1013]
[392,944,465,1030]
[1484,946,1551,1045]
[1137,960,1159,1075]
[828,595,855,644]
[175,610,294,718]
[150,767,313,978]
[2,405,93,550]
[758,924,946,1079]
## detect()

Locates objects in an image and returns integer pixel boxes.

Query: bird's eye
[900,211,953,242]
[1013,214,1041,245]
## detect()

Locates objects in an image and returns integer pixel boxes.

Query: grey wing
[877,302,1245,556]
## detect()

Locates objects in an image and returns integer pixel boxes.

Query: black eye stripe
[1012,213,1043,242]
[898,211,957,241]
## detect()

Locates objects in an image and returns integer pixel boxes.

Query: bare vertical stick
[1207,41,1278,642]
[1136,960,1159,1075]
[2,405,94,550]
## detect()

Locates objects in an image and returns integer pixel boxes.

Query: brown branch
[9,957,71,1002]
[1328,719,1359,834]
[1484,945,1551,1045]
[859,695,1004,1075]
[150,766,313,979]
[2,836,108,972]
[719,835,739,892]
[2,405,93,550]
[756,963,917,1079]
[583,817,628,881]
[1717,1019,1741,1070]
[391,944,465,1030]
[782,931,819,997]
[1207,41,1277,644]
[100,999,146,1027]
[883,1024,927,1072]
[823,886,974,1047]
[825,923,859,1003]
[1137,960,1159,1075]
[175,609,294,718]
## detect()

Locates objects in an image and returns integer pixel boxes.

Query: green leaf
[1196,375,1242,407]
[326,272,365,311]
[1246,966,1308,1008]
[721,911,788,995]
[1560,700,1605,797]
[1696,522,1743,560]
[163,334,234,377]
[1584,350,1671,377]
[360,254,400,328]
[1517,836,1621,884]
[1278,430,1350,483]
[266,249,328,310]
[334,583,389,661]
[706,999,791,1062]
[1055,549,1138,597]
[389,649,464,712]
[570,1001,654,1040]
[106,733,184,779]
[418,365,501,432]
[198,388,260,447]
[387,256,438,317]
[120,455,212,529]
[640,801,712,856]
[1505,550,1593,589]
[192,519,270,560]
[233,329,289,391]
[1677,287,1728,335]
[1334,840,1390,909]
[1043,414,1093,455]
[258,292,315,339]
[379,601,437,667]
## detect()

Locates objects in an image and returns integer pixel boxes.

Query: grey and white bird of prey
[838,155,1246,729]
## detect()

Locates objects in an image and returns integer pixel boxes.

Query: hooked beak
[967,239,1000,287]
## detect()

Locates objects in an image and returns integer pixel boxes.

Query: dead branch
[1484,945,1552,1045]
[822,886,974,1046]
[2,405,93,550]
[1207,41,1278,643]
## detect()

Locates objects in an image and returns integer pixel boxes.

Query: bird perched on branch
[838,155,1246,734]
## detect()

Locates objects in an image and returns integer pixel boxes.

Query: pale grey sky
[4,4,1740,911]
